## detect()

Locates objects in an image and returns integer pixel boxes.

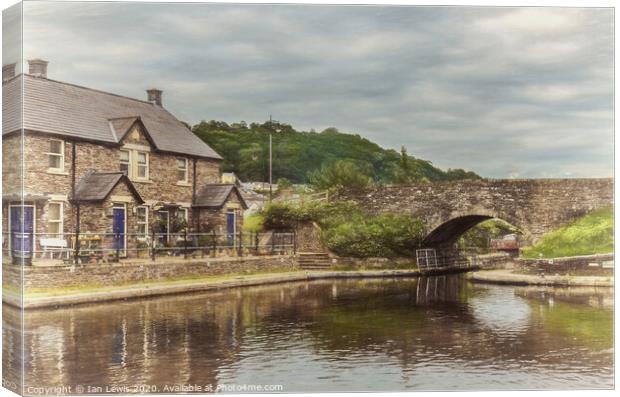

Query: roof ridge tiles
[23,73,155,105]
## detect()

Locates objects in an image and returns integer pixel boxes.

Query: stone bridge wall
[337,178,613,246]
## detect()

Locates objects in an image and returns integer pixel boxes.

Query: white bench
[40,238,70,259]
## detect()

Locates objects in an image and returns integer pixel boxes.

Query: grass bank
[521,207,613,259]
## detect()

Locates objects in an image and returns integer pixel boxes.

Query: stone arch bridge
[337,178,613,248]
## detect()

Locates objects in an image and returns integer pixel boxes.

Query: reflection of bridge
[338,178,613,248]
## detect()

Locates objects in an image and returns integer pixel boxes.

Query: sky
[3,1,614,178]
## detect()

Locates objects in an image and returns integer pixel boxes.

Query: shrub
[243,213,265,233]
[322,214,425,258]
[308,159,374,192]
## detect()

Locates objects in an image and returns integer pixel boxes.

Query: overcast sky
[4,2,614,178]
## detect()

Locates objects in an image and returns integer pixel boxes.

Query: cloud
[9,2,614,178]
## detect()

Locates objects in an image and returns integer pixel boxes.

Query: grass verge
[521,207,613,259]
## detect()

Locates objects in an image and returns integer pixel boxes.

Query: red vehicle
[490,234,520,255]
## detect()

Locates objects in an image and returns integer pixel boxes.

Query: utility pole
[269,114,273,202]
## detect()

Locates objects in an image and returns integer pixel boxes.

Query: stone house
[2,59,247,261]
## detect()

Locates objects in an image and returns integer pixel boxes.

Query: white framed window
[47,202,63,238]
[135,151,149,180]
[119,150,130,175]
[176,157,188,182]
[47,140,65,171]
[177,207,188,223]
[136,206,149,237]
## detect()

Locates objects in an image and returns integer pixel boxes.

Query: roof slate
[194,184,248,209]
[73,172,144,203]
[2,74,223,160]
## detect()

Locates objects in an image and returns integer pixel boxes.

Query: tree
[389,146,428,184]
[308,159,373,192]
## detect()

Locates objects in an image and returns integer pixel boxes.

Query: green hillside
[192,120,481,184]
[521,207,613,259]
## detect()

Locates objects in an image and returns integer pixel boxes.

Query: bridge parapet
[335,178,613,247]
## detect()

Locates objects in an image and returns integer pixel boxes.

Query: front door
[112,205,126,255]
[10,205,35,264]
[155,210,170,245]
[226,210,236,246]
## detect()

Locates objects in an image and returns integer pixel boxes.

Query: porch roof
[193,184,248,209]
[73,172,144,204]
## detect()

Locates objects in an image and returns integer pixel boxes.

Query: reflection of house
[2,59,246,261]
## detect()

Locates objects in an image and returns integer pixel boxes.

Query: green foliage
[457,219,520,252]
[261,202,298,230]
[308,159,374,192]
[192,119,481,184]
[322,214,425,258]
[276,177,293,189]
[260,201,425,257]
[243,214,265,233]
[521,207,613,258]
[389,146,430,184]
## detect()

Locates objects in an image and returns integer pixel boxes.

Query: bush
[322,214,425,258]
[260,200,425,258]
[243,213,265,233]
[308,159,374,192]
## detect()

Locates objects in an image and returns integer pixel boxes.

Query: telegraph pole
[269,115,273,201]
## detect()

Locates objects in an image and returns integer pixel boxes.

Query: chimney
[146,89,162,106]
[28,59,48,78]
[2,63,16,82]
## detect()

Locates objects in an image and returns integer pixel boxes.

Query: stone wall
[3,255,299,290]
[337,179,613,245]
[295,222,328,253]
[331,252,512,270]
[516,253,613,275]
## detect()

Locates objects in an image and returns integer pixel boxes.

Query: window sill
[131,179,153,184]
[176,181,192,187]
[46,169,69,176]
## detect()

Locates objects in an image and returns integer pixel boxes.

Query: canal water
[3,275,614,392]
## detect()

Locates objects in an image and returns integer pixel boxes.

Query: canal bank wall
[4,266,476,309]
[515,253,613,275]
[2,255,299,290]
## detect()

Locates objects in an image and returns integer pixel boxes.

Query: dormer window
[177,157,188,182]
[47,139,65,172]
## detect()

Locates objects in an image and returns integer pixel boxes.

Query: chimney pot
[146,89,163,106]
[28,59,48,78]
[2,63,16,82]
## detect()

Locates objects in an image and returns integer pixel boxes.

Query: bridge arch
[422,212,524,248]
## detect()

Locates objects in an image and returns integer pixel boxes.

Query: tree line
[192,120,481,188]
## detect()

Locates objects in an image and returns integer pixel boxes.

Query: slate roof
[73,172,144,203]
[2,74,223,160]
[194,184,248,209]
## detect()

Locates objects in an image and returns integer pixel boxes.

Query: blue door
[226,211,236,246]
[10,206,34,264]
[113,207,126,253]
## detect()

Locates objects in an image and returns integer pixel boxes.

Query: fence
[2,230,296,265]
[416,248,479,270]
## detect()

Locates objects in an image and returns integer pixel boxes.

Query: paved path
[469,269,613,287]
[4,267,471,309]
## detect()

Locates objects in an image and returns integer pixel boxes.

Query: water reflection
[2,275,613,392]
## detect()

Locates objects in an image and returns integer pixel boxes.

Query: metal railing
[1,230,296,265]
[416,248,478,270]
